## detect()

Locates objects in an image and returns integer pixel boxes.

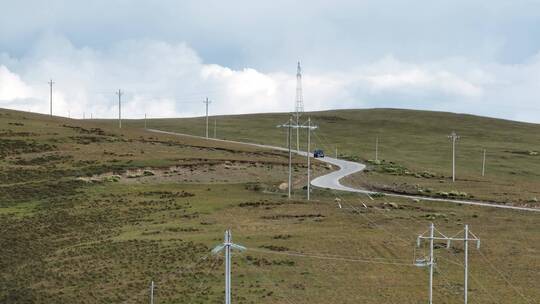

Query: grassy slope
[120,108,540,206]
[1,108,539,303]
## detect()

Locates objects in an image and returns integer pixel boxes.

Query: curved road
[149,129,540,213]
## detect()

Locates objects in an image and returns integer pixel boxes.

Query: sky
[0,0,539,122]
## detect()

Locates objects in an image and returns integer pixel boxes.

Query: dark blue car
[313,149,325,158]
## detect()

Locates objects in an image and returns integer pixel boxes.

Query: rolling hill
[0,108,538,303]
[120,108,540,207]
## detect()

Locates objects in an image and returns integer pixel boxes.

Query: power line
[477,250,534,304]
[247,247,415,266]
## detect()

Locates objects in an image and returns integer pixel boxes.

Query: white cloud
[0,34,539,123]
[0,65,34,100]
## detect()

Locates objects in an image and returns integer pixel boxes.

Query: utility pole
[203,97,211,138]
[304,117,318,200]
[481,149,486,177]
[48,79,54,116]
[294,62,304,152]
[448,131,460,182]
[278,117,316,199]
[150,280,155,304]
[144,113,147,129]
[416,223,480,304]
[375,137,379,162]
[212,230,246,304]
[462,224,480,304]
[277,117,294,198]
[117,89,123,128]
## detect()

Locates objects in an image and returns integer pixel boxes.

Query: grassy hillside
[1,108,539,303]
[118,108,540,206]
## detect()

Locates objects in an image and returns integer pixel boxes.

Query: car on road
[313,149,325,158]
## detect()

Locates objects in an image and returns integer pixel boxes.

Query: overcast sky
[1,0,539,122]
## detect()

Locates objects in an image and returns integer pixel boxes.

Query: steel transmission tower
[294,61,304,152]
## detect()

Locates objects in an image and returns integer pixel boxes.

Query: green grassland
[1,108,539,303]
[120,108,540,207]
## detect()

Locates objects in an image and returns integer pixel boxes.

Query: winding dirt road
[149,129,540,213]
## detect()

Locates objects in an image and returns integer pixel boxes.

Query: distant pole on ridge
[448,131,460,182]
[117,89,123,128]
[48,79,55,116]
[144,113,147,129]
[203,97,211,138]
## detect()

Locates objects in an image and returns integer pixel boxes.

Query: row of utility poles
[448,131,487,181]
[145,226,480,304]
[47,82,215,135]
[366,132,487,182]
[48,81,485,183]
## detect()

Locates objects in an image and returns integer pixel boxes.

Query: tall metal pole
[448,131,460,182]
[150,280,154,304]
[48,79,54,116]
[225,231,231,304]
[117,89,123,129]
[482,149,486,177]
[144,114,147,129]
[375,137,379,162]
[307,117,311,201]
[288,117,292,199]
[452,138,456,182]
[464,224,469,304]
[212,230,245,304]
[295,62,304,152]
[429,223,434,304]
[203,97,211,138]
